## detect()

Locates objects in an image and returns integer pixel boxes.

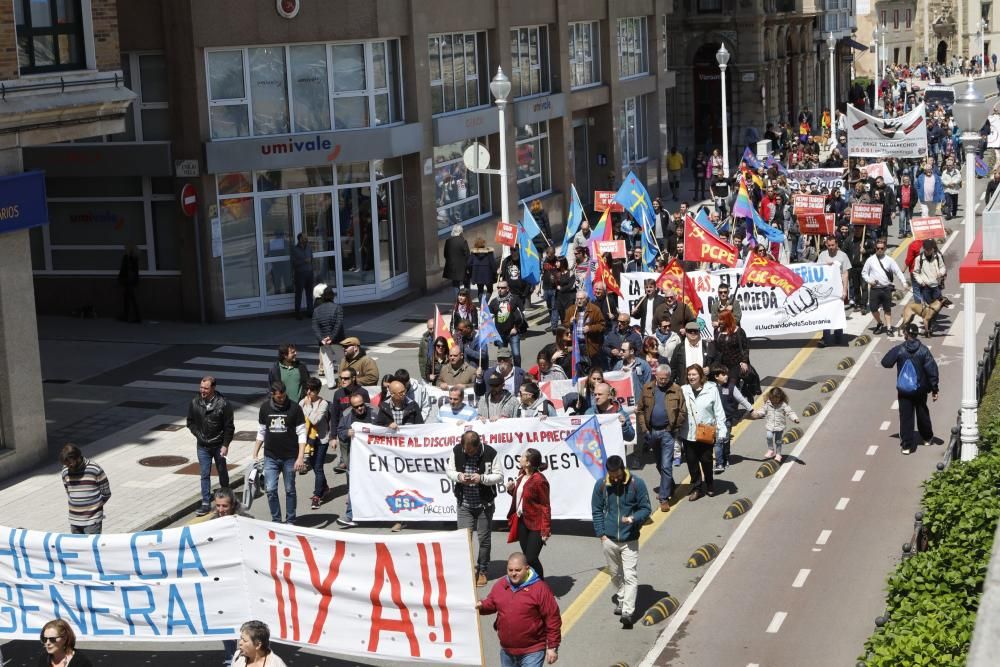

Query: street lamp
[872,25,882,112]
[827,32,836,138]
[953,77,988,459]
[716,43,731,178]
[489,67,512,259]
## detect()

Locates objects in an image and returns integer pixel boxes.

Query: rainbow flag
[731,178,755,218]
[589,207,612,247]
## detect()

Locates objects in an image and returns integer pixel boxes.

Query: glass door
[300,192,340,292]
[336,185,376,291]
[258,194,295,308]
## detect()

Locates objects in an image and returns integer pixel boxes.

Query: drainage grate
[139,455,189,467]
[387,341,420,349]
[118,401,168,409]
[152,423,184,432]
[233,431,257,441]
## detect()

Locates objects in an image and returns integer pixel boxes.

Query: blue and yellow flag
[518,225,541,285]
[613,170,656,226]
[559,185,586,257]
[564,415,608,481]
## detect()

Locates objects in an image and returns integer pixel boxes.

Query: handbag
[685,392,718,445]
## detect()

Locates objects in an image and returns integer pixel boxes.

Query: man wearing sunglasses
[331,367,370,420]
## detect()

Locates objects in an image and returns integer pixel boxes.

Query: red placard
[850,202,884,226]
[594,191,625,213]
[596,240,627,258]
[911,216,946,240]
[797,212,835,236]
[793,193,826,215]
[494,221,517,247]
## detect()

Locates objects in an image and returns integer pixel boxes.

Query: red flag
[593,253,622,296]
[655,259,703,314]
[739,253,804,296]
[684,216,738,267]
[434,305,456,349]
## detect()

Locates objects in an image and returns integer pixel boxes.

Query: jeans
[911,274,924,305]
[898,209,912,236]
[197,445,229,508]
[311,441,329,497]
[517,520,545,579]
[766,430,785,456]
[457,504,494,574]
[500,649,546,667]
[601,537,639,617]
[898,391,934,450]
[645,429,675,502]
[70,522,102,535]
[714,434,731,467]
[919,284,942,305]
[543,288,558,329]
[500,335,522,367]
[264,455,298,523]
[945,192,959,218]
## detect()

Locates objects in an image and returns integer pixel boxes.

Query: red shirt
[905,239,923,271]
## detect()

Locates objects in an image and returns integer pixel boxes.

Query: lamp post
[872,25,881,112]
[827,32,836,138]
[953,78,988,459]
[716,43,731,178]
[489,67,512,259]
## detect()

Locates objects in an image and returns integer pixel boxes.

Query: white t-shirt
[684,340,704,369]
[819,249,852,275]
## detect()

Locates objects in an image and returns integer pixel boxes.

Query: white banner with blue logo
[349,416,628,522]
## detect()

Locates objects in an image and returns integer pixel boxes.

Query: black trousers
[293,271,314,315]
[517,520,545,579]
[121,284,140,322]
[684,439,714,490]
[898,391,933,449]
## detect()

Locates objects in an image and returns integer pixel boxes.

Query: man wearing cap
[478,372,518,421]
[339,336,380,386]
[311,286,344,388]
[475,348,526,397]
[670,322,718,384]
[654,289,697,335]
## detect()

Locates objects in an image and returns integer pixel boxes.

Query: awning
[843,37,870,52]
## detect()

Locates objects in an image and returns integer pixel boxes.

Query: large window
[207,40,403,139]
[429,32,490,115]
[617,17,649,80]
[434,138,492,232]
[100,52,170,142]
[510,26,550,98]
[13,0,86,74]
[697,0,723,13]
[515,122,551,201]
[568,21,600,89]
[620,96,647,167]
[30,176,180,274]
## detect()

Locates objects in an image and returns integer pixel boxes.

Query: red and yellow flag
[655,258,703,314]
[739,253,804,296]
[593,252,622,296]
[433,305,456,349]
[684,216,738,267]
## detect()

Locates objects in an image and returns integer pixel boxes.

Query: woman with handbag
[681,364,728,501]
[505,448,552,578]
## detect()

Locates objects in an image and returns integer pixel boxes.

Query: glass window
[337,162,371,184]
[433,138,492,232]
[332,44,366,92]
[256,167,334,192]
[618,17,649,80]
[140,108,171,141]
[249,47,290,135]
[290,45,331,132]
[219,198,260,300]
[569,21,600,89]
[620,96,648,167]
[377,178,407,278]
[152,201,181,271]
[208,51,246,100]
[210,106,250,139]
[428,31,489,115]
[218,172,253,195]
[47,202,147,246]
[138,55,169,103]
[515,122,551,201]
[14,0,85,74]
[510,26,550,98]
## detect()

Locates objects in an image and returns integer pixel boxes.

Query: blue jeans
[911,275,924,304]
[645,429,675,502]
[499,335,521,367]
[311,441,329,497]
[264,455,298,523]
[197,445,229,508]
[898,209,912,236]
[500,649,546,667]
[766,430,785,456]
[714,434,731,468]
[920,284,942,305]
[543,288,558,329]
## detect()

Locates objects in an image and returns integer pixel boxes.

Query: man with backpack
[881,323,939,455]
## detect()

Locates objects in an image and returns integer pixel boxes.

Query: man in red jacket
[478,552,562,665]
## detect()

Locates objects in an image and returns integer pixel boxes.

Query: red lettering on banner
[297,536,347,643]
[282,554,301,640]
[368,543,420,656]
[268,532,290,639]
[432,542,453,646]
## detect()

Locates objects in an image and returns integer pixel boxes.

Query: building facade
[0,0,133,481]
[26,0,679,322]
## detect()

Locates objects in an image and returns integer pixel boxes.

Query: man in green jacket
[591,455,651,629]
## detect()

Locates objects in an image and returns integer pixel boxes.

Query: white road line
[835,497,850,511]
[157,368,263,381]
[866,445,879,456]
[891,400,899,410]
[638,334,885,667]
[48,397,109,404]
[747,664,760,667]
[792,569,811,588]
[186,357,274,369]
[852,470,866,482]
[766,612,787,633]
[214,345,319,360]
[125,380,263,395]
[879,421,891,430]
[811,547,822,552]
[816,529,832,545]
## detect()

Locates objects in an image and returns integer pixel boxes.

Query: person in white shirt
[862,240,907,335]
[817,235,852,347]
[439,386,478,423]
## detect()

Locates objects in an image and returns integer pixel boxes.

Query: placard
[596,240,627,258]
[594,191,625,213]
[494,221,517,247]
[797,212,835,236]
[850,202,884,226]
[793,193,827,215]
[911,216,946,240]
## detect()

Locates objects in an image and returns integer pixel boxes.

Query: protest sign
[911,216,946,240]
[787,168,845,193]
[0,520,482,665]
[495,222,517,247]
[596,239,627,258]
[850,202,884,226]
[349,416,627,522]
[798,212,835,236]
[594,191,624,213]
[539,370,636,413]
[792,193,827,215]
[847,103,928,158]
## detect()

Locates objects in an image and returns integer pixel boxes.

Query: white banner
[618,264,846,338]
[787,168,846,193]
[349,416,627,522]
[540,370,636,413]
[847,103,928,158]
[0,520,481,664]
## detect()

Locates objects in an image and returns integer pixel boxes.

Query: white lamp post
[716,43,731,178]
[489,67,512,259]
[827,32,836,138]
[872,25,881,112]
[953,78,988,459]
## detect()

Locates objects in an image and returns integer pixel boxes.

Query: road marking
[638,332,885,667]
[187,356,274,369]
[816,529,832,545]
[891,400,898,410]
[943,311,986,348]
[866,445,879,456]
[747,664,760,667]
[125,380,263,395]
[880,421,891,430]
[812,547,822,552]
[852,470,866,482]
[835,497,850,510]
[766,611,787,633]
[214,345,319,360]
[792,569,811,588]
[157,368,263,381]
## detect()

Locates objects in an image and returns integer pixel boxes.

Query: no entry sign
[180,184,198,217]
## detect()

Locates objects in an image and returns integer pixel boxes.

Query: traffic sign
[180,184,198,217]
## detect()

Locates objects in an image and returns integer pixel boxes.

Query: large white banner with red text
[0,520,481,665]
[349,416,627,522]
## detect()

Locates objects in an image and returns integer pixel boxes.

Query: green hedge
[861,424,1000,664]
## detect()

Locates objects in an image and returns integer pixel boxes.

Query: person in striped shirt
[59,443,111,534]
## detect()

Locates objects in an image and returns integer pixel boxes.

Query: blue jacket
[613,358,652,400]
[914,170,944,204]
[591,471,651,542]
[881,338,939,395]
[585,403,636,441]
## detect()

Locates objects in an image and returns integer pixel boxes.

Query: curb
[143,471,247,531]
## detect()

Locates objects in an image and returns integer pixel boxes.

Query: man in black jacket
[186,376,235,517]
[489,281,527,367]
[670,322,719,383]
[311,286,344,388]
[375,381,424,429]
[253,381,307,524]
[334,393,378,526]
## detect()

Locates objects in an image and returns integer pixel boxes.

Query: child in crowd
[751,387,800,462]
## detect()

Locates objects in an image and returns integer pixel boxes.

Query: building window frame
[510,25,550,99]
[514,121,551,202]
[905,8,912,29]
[893,9,900,30]
[568,21,601,90]
[617,16,649,80]
[433,137,493,235]
[697,0,723,13]
[620,95,648,168]
[13,0,88,75]
[428,31,490,116]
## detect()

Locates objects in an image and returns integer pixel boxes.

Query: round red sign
[180,183,198,217]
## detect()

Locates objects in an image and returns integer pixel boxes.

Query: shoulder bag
[685,391,717,445]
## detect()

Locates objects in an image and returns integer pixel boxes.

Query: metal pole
[497,97,510,260]
[193,211,207,324]
[828,36,836,139]
[961,134,980,459]
[720,62,729,178]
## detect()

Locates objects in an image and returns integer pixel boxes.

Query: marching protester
[447,430,503,587]
[438,345,477,389]
[439,386,479,422]
[710,365,754,473]
[300,377,335,510]
[680,365,728,500]
[59,443,111,534]
[253,381,308,525]
[311,285,344,388]
[882,323,940,455]
[506,448,553,577]
[232,620,289,667]
[186,375,235,517]
[586,382,636,441]
[563,290,606,371]
[266,343,309,401]
[339,336,380,386]
[450,287,479,337]
[862,239,906,335]
[671,322,719,383]
[750,387,800,463]
[375,380,424,429]
[476,348,527,396]
[818,235,852,347]
[38,619,94,667]
[911,239,949,335]
[330,367,369,420]
[426,335,451,385]
[335,393,379,528]
[515,381,559,418]
[478,372,519,420]
[489,280,528,367]
[636,365,687,510]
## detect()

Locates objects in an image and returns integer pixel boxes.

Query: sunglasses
[41,636,62,644]
[340,375,353,380]
[435,343,447,348]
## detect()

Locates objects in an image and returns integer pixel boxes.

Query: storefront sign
[432,107,500,146]
[0,171,48,235]
[911,216,946,240]
[798,212,835,236]
[22,144,173,177]
[793,194,827,215]
[512,93,566,126]
[204,123,423,173]
[594,191,624,212]
[495,221,517,247]
[851,202,884,226]
[596,240,627,258]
